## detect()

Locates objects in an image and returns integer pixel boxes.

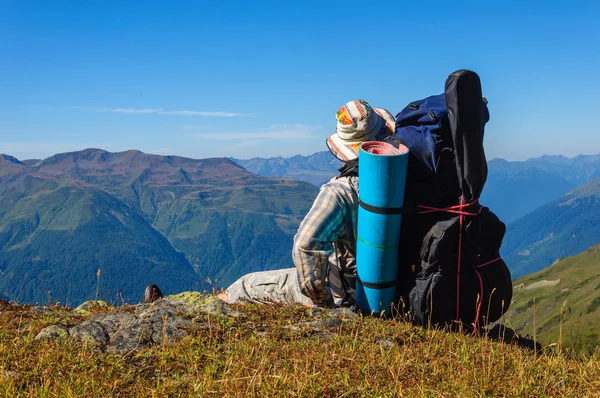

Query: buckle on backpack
[428,111,438,122]
[409,103,419,110]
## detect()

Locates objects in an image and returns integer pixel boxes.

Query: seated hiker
[218,100,395,307]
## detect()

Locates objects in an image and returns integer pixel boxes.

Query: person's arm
[292,184,344,306]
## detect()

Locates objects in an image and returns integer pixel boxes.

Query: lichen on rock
[166,292,243,318]
[36,292,242,353]
[34,325,69,341]
[73,300,109,316]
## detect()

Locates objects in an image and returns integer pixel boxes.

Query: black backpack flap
[410,272,456,327]
[410,259,512,327]
[419,215,461,273]
[445,70,489,202]
[412,212,513,327]
[471,258,513,324]
[455,258,512,326]
[469,207,506,256]
[433,147,462,203]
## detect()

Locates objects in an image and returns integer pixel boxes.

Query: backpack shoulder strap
[337,159,358,178]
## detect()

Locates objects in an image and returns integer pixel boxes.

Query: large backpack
[386,70,512,328]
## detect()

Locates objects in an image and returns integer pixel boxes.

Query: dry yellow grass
[1,299,599,397]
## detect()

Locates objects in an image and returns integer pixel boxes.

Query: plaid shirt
[292,176,358,305]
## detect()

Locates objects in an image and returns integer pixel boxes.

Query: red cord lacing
[417,197,500,327]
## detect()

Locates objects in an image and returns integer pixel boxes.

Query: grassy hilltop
[507,242,600,353]
[1,298,599,397]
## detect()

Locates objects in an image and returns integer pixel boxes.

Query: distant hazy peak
[34,148,244,170]
[574,153,600,162]
[527,154,571,165]
[0,154,24,165]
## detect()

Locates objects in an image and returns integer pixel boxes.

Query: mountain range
[484,154,600,223]
[233,151,600,223]
[0,150,317,306]
[232,151,342,187]
[502,177,600,278]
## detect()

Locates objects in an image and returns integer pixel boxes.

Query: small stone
[376,339,395,348]
[35,325,69,340]
[0,370,19,382]
[307,307,324,317]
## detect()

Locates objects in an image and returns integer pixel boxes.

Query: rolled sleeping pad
[355,141,409,316]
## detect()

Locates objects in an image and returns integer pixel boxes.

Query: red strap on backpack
[417,197,500,327]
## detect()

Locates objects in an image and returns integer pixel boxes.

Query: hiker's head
[326,99,395,162]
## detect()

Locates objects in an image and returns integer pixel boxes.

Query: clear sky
[1,0,599,161]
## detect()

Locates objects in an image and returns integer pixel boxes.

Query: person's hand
[306,296,335,309]
[216,292,227,302]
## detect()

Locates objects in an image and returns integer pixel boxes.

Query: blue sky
[1,0,599,161]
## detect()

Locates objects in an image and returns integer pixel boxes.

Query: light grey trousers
[223,268,314,306]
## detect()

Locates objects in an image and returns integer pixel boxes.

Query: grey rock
[166,292,243,318]
[293,317,343,331]
[135,299,180,319]
[30,306,51,314]
[70,321,109,344]
[44,292,241,353]
[327,307,359,319]
[35,325,69,340]
[197,296,243,318]
[89,311,137,335]
[311,317,343,330]
[108,313,192,353]
[315,333,334,341]
[102,301,194,353]
[307,306,358,320]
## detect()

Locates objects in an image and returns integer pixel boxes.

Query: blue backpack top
[391,94,489,174]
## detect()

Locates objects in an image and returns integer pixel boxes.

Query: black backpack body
[386,70,513,328]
